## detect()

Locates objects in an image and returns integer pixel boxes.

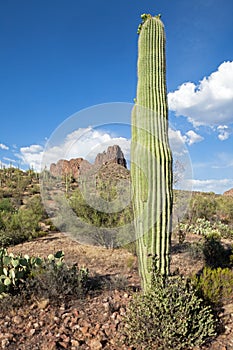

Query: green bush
[0,228,30,247]
[0,198,45,247]
[203,234,231,268]
[192,267,233,308]
[0,249,88,301]
[24,260,88,302]
[124,274,216,350]
[0,198,14,213]
[186,241,204,261]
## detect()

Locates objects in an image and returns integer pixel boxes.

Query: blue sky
[0,0,233,194]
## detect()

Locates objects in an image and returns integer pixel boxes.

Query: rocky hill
[49,145,127,180]
[94,145,127,168]
[223,188,233,196]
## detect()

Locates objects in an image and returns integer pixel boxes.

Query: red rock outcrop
[94,145,127,168]
[50,158,92,179]
[223,188,233,196]
[49,145,127,179]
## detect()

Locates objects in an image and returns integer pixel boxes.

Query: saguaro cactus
[131,14,173,291]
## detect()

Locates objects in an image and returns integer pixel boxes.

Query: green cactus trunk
[131,14,173,291]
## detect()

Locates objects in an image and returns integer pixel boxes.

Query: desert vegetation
[0,13,233,350]
[0,167,233,348]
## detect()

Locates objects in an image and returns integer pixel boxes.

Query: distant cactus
[131,14,173,291]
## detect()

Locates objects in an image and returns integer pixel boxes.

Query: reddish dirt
[0,232,232,350]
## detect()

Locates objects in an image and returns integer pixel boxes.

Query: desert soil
[0,231,232,350]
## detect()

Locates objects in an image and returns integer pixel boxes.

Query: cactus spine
[131,14,173,291]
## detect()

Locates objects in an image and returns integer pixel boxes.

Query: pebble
[88,338,103,349]
[12,315,23,324]
[0,288,231,349]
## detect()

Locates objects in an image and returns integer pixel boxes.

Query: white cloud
[18,128,131,172]
[3,157,16,163]
[184,130,204,145]
[168,61,233,127]
[168,129,187,156]
[0,143,9,150]
[61,127,131,163]
[168,128,203,153]
[217,125,231,141]
[18,144,44,170]
[182,178,233,194]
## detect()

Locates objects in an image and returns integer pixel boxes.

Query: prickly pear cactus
[131,14,173,291]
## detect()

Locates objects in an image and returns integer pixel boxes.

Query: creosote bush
[192,267,233,308]
[24,261,88,302]
[203,234,232,268]
[124,274,216,350]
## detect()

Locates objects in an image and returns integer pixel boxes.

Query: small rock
[53,316,60,323]
[58,341,69,349]
[12,315,23,324]
[60,334,70,343]
[103,302,110,312]
[61,312,70,319]
[1,339,10,349]
[71,339,80,347]
[37,298,49,309]
[119,307,126,315]
[80,326,89,335]
[88,338,103,349]
[41,340,57,350]
[29,329,36,336]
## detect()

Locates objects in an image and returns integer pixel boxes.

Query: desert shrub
[0,214,5,230]
[124,274,216,350]
[25,261,88,302]
[0,199,45,247]
[0,249,88,301]
[216,195,233,224]
[192,267,233,308]
[188,193,218,222]
[0,229,29,247]
[68,188,134,248]
[123,241,137,255]
[186,241,204,260]
[0,198,14,213]
[203,234,231,268]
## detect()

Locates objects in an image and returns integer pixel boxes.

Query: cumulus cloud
[0,143,9,150]
[168,128,203,153]
[59,127,131,163]
[18,144,44,170]
[18,128,131,172]
[184,130,204,145]
[168,129,187,156]
[217,125,231,141]
[168,61,233,127]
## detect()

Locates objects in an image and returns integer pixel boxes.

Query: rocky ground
[0,231,232,350]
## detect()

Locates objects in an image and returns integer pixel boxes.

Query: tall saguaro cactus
[131,14,173,291]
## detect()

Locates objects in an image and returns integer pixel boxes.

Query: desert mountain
[49,145,127,180]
